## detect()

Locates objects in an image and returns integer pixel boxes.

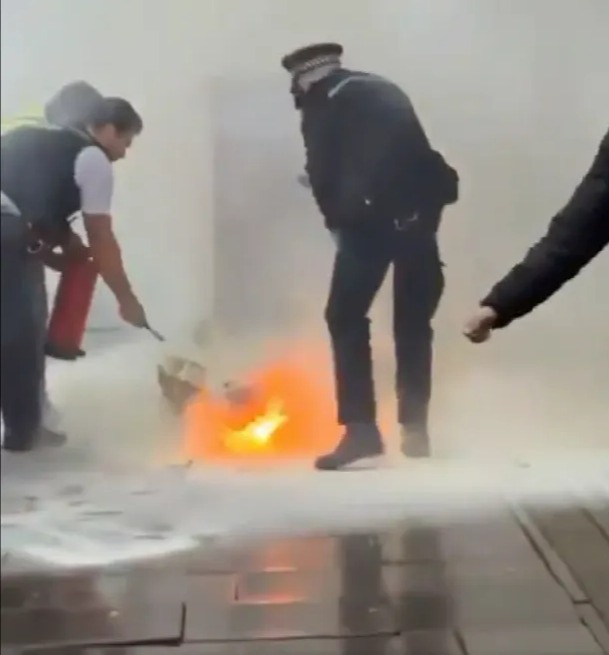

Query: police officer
[465,128,609,342]
[281,43,459,470]
[1,95,148,452]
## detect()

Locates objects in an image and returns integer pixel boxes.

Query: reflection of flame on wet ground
[182,351,342,464]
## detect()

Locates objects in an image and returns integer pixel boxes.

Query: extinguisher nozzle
[145,325,165,342]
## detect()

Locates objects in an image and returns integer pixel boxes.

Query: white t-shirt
[73,145,114,214]
[1,145,114,219]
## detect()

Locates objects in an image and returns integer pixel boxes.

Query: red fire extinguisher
[46,257,98,360]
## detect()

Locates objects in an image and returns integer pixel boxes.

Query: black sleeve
[482,131,609,328]
[303,94,345,222]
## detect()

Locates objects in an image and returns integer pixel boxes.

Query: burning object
[173,353,341,463]
[157,356,205,415]
[222,397,288,455]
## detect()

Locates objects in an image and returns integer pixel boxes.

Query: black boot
[44,342,86,361]
[2,431,37,453]
[400,424,431,458]
[315,423,385,471]
[2,427,67,452]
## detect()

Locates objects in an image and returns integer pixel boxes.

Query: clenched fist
[463,306,498,344]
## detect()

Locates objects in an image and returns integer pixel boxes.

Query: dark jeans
[325,216,444,432]
[1,211,45,450]
[31,254,51,412]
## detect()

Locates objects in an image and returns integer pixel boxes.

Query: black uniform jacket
[483,129,609,328]
[300,69,458,231]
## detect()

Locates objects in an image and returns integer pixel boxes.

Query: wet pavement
[2,491,608,654]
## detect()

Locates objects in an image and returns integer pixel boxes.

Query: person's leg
[316,228,391,470]
[1,329,44,452]
[29,258,66,442]
[1,213,44,451]
[31,255,50,410]
[393,237,445,457]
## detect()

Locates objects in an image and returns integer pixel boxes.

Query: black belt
[25,225,44,254]
[393,214,420,231]
[1,192,42,253]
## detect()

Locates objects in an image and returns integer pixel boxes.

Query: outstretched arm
[482,131,609,329]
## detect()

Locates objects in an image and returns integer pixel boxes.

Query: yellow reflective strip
[1,107,45,134]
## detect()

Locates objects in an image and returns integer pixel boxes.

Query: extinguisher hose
[144,323,165,342]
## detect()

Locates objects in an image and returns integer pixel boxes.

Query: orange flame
[181,349,342,464]
[223,398,288,454]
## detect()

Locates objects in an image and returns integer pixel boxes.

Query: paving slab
[2,460,608,653]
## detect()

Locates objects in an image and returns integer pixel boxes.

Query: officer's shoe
[315,423,385,471]
[400,424,431,458]
[36,427,68,448]
[2,432,37,453]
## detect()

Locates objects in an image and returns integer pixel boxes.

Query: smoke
[210,0,609,456]
[1,0,608,467]
[3,454,608,568]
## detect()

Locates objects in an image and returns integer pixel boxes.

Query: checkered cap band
[290,54,342,76]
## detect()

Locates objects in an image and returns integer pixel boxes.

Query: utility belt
[1,191,66,255]
[392,214,420,232]
[1,213,42,258]
[374,204,437,236]
[334,211,438,244]
[25,225,47,255]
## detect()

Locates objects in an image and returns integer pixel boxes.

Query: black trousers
[325,217,444,431]
[1,211,44,450]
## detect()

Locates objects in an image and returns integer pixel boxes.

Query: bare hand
[463,306,498,343]
[297,173,311,189]
[41,250,70,272]
[63,232,91,260]
[118,295,148,328]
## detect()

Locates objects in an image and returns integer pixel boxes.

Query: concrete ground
[1,330,608,653]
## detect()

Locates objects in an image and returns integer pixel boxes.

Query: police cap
[281,42,344,75]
